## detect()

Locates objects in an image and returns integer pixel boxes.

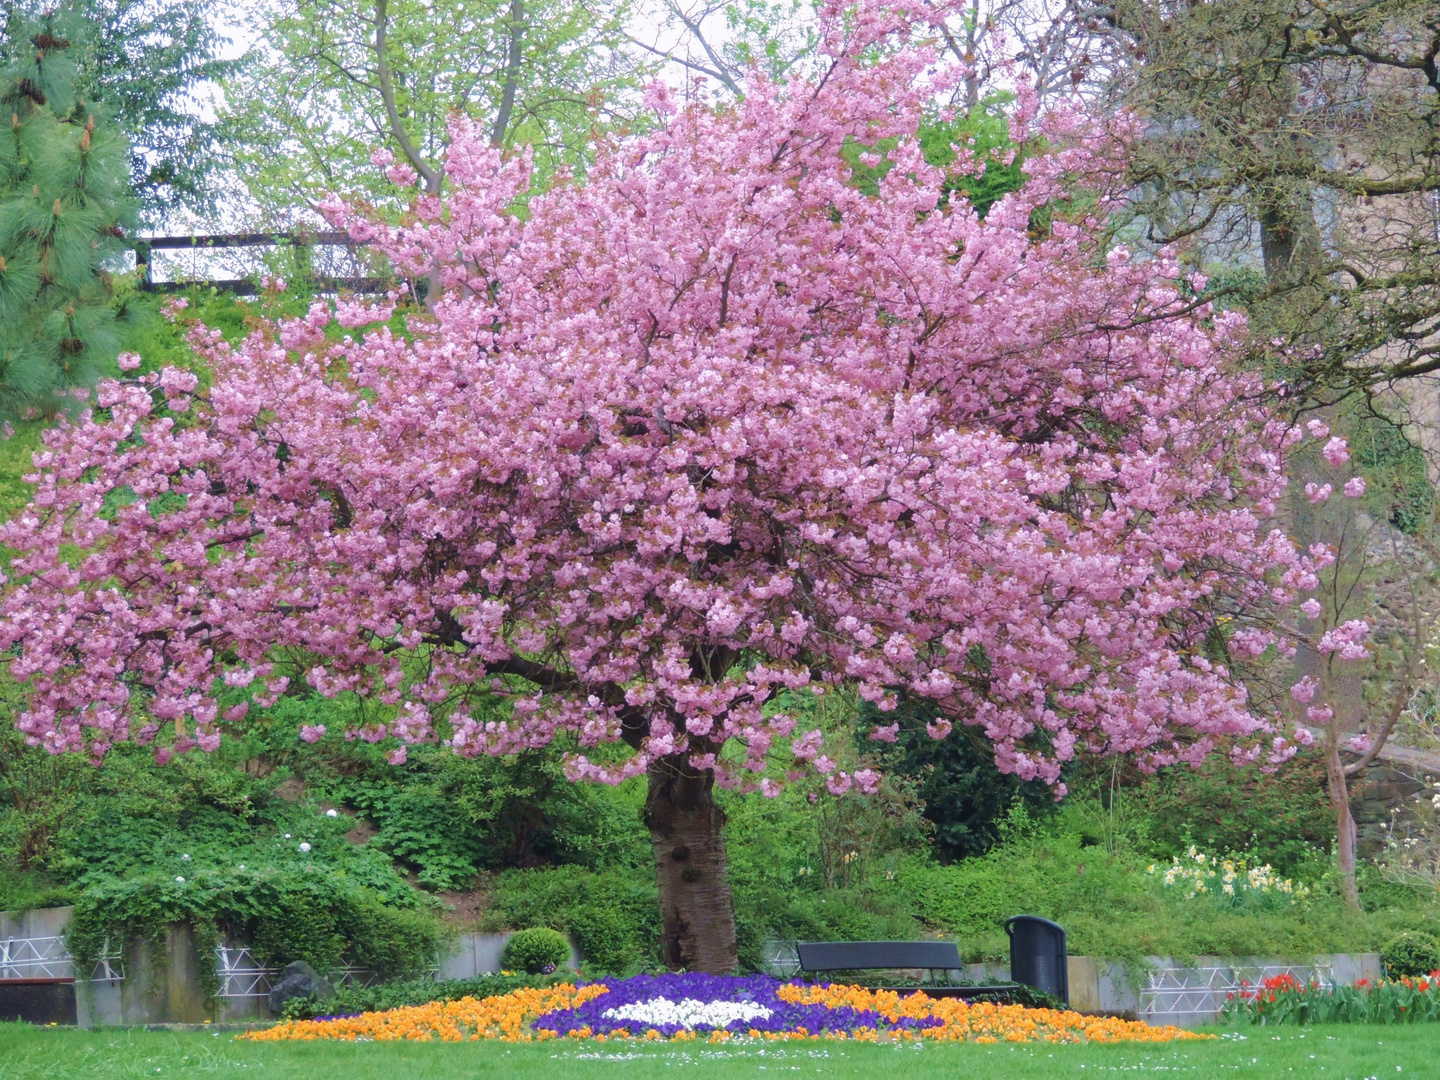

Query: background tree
[0,0,238,223]
[1077,0,1440,401]
[1249,426,1440,908]
[221,0,644,219]
[634,0,1115,109]
[0,9,137,423]
[1,4,1325,972]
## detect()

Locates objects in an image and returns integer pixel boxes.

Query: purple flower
[532,973,941,1037]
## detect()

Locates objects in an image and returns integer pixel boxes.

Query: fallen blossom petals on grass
[240,975,1209,1045]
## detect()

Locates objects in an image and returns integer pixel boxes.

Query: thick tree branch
[374,0,442,192]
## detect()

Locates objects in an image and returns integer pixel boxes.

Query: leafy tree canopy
[1,0,240,223]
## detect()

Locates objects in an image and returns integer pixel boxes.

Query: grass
[1,1024,1437,1079]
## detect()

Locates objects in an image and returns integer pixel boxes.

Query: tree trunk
[645,752,738,973]
[1323,733,1361,910]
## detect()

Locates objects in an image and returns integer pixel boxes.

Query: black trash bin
[1006,915,1068,1005]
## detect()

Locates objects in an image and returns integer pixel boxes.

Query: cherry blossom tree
[1,1,1320,970]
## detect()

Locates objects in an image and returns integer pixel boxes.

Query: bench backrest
[796,940,962,973]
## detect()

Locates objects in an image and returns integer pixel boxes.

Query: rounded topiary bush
[502,927,570,974]
[1381,931,1440,978]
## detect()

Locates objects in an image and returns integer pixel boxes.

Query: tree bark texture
[645,752,738,973]
[1324,733,1361,910]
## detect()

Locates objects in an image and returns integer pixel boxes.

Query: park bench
[796,915,1068,1004]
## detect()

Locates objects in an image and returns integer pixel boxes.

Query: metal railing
[214,945,381,999]
[0,935,123,982]
[1140,960,1336,1021]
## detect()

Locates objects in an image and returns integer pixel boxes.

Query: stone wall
[2,908,576,1026]
[1350,759,1438,858]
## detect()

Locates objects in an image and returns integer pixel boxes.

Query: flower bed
[1222,972,1440,1025]
[241,974,1208,1045]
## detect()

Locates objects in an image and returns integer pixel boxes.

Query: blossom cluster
[0,0,1319,794]
[1148,845,1307,905]
[242,974,1207,1045]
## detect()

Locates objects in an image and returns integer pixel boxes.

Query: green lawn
[0,1024,1436,1079]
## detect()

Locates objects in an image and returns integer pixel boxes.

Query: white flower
[326,809,339,818]
[181,853,191,861]
[175,876,185,883]
[237,864,246,870]
[284,833,292,839]
[600,997,773,1029]
[298,842,312,853]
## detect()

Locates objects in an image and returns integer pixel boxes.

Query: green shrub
[895,825,1440,966]
[0,870,74,912]
[862,696,1057,860]
[480,865,660,975]
[1382,932,1440,978]
[502,928,570,974]
[1126,751,1332,876]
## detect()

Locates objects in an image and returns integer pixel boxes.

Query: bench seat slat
[796,940,962,972]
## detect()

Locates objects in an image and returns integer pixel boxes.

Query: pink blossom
[852,769,881,794]
[1299,598,1322,619]
[1290,677,1317,703]
[1321,437,1350,466]
[1343,477,1366,498]
[117,352,142,371]
[0,7,1303,806]
[386,163,418,187]
[300,724,327,743]
[826,771,853,795]
[388,747,408,766]
[1318,620,1371,661]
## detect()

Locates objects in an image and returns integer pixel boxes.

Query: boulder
[267,960,332,1015]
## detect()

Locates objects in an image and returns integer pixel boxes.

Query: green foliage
[0,9,138,422]
[722,771,926,971]
[0,676,445,991]
[863,696,1057,861]
[0,1,240,221]
[1382,932,1440,979]
[0,867,73,911]
[894,806,1440,967]
[501,927,570,974]
[62,823,449,983]
[1122,752,1333,876]
[326,746,646,888]
[221,0,645,217]
[1349,409,1434,536]
[842,97,1026,217]
[480,865,661,976]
